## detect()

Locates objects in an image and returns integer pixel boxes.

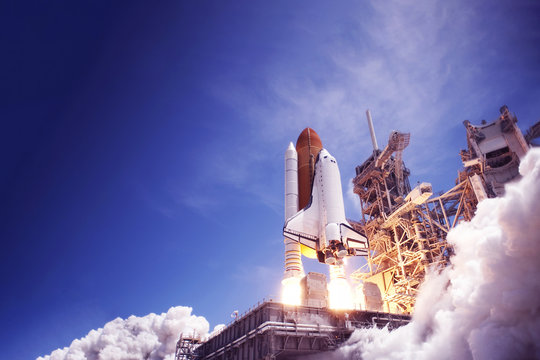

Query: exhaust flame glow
[328,278,354,310]
[328,264,354,310]
[281,277,302,306]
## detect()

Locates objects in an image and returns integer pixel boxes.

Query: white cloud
[37,306,210,360]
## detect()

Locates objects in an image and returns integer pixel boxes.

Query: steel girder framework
[351,132,479,314]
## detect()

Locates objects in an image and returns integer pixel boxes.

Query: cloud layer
[333,148,540,359]
[37,307,210,360]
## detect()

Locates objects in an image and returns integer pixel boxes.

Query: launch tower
[351,106,537,314]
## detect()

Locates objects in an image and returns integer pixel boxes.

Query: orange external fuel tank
[295,128,323,259]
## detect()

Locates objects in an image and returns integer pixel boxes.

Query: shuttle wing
[340,223,369,256]
[283,191,321,250]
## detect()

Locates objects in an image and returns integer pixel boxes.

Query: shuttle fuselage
[283,149,368,265]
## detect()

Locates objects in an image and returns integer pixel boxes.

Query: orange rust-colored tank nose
[296,128,323,211]
[295,128,323,259]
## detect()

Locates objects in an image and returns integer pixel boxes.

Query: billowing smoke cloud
[37,306,211,360]
[333,148,540,360]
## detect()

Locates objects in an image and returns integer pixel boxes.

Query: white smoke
[37,306,211,360]
[334,148,540,360]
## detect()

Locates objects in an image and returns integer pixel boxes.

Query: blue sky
[2,1,539,359]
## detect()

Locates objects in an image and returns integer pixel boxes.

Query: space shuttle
[283,148,369,265]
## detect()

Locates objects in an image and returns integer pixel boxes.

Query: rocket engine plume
[281,276,303,306]
[328,264,354,310]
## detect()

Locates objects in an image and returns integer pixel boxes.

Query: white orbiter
[283,149,369,265]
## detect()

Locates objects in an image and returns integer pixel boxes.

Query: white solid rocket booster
[284,142,304,279]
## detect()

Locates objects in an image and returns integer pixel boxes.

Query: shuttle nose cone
[319,149,330,157]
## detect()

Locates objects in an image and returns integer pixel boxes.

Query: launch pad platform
[191,301,410,360]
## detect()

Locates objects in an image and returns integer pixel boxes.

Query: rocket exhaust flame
[281,276,302,306]
[328,279,354,310]
[328,264,354,310]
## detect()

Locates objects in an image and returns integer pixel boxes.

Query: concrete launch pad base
[193,301,410,360]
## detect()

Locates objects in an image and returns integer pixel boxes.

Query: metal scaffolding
[175,334,201,360]
[351,105,534,314]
